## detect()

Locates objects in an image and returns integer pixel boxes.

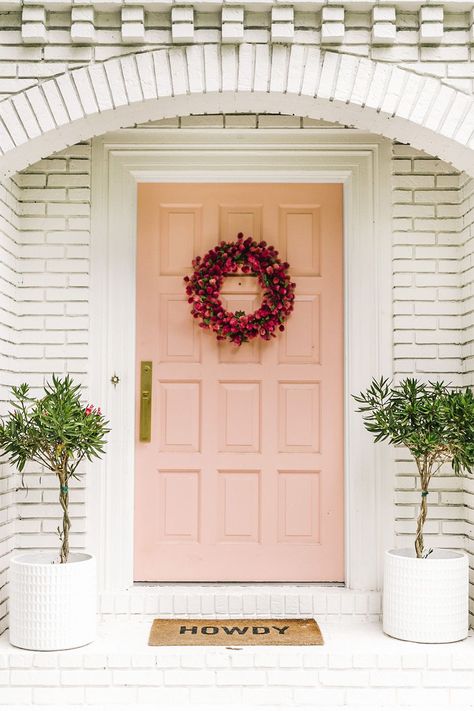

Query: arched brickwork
[0,45,473,176]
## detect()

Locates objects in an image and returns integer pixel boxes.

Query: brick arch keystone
[0,45,473,177]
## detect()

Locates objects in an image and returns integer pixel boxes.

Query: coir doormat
[148,618,324,646]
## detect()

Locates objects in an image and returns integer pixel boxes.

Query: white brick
[318,50,339,100]
[56,74,84,121]
[372,21,396,44]
[420,6,444,23]
[0,687,32,703]
[253,43,270,93]
[0,100,28,145]
[371,669,421,686]
[121,22,145,43]
[271,22,294,43]
[22,6,46,23]
[61,669,112,685]
[218,44,234,92]
[373,7,396,23]
[120,55,143,103]
[42,80,70,126]
[222,21,244,44]
[222,6,243,22]
[334,53,358,103]
[136,52,157,100]
[320,669,370,687]
[71,6,94,23]
[169,48,188,95]
[268,669,318,686]
[72,67,98,115]
[21,21,47,44]
[12,93,41,138]
[421,21,444,42]
[88,63,113,111]
[11,669,60,685]
[350,57,373,106]
[121,6,144,23]
[270,44,288,93]
[186,44,204,94]
[286,43,305,94]
[322,7,344,22]
[103,59,128,107]
[71,21,96,44]
[272,7,294,22]
[172,21,194,43]
[165,669,215,685]
[321,21,345,43]
[216,669,266,685]
[172,7,193,23]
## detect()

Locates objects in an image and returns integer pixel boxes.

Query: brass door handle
[139,361,152,442]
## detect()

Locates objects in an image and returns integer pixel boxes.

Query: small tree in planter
[353,377,474,642]
[1,375,109,650]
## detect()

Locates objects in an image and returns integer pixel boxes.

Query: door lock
[139,361,153,442]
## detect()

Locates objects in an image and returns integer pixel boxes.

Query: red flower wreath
[184,233,296,346]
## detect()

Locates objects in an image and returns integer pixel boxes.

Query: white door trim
[89,129,394,593]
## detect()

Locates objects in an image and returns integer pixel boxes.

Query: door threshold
[133,582,345,587]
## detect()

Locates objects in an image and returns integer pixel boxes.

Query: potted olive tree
[1,375,109,651]
[354,377,474,643]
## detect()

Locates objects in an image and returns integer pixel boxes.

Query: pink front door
[134,183,344,582]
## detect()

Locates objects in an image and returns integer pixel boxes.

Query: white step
[99,585,382,623]
[1,619,474,708]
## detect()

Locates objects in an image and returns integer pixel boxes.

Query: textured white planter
[9,552,96,651]
[383,548,468,643]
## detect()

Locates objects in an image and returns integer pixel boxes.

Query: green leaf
[352,377,474,477]
[0,375,110,480]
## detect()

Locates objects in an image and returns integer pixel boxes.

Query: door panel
[134,183,344,582]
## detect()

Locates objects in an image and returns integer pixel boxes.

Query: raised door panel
[278,470,320,543]
[159,295,200,363]
[158,381,200,452]
[217,470,260,542]
[279,205,320,276]
[278,295,320,364]
[278,382,320,452]
[218,381,261,452]
[159,204,202,275]
[219,204,262,241]
[157,470,200,542]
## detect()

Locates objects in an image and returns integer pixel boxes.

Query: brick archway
[0,45,473,176]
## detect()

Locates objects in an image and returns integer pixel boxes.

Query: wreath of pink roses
[184,233,296,346]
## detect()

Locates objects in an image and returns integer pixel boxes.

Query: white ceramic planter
[383,548,468,643]
[9,552,96,651]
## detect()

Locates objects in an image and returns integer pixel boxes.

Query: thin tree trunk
[415,494,427,558]
[58,474,70,564]
[415,458,431,558]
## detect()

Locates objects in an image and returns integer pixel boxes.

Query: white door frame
[89,129,394,593]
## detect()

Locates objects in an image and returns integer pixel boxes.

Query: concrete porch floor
[0,619,473,709]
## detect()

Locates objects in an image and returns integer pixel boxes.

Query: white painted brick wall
[0,7,470,100]
[391,145,467,559]
[12,144,91,562]
[459,174,474,623]
[0,176,19,635]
